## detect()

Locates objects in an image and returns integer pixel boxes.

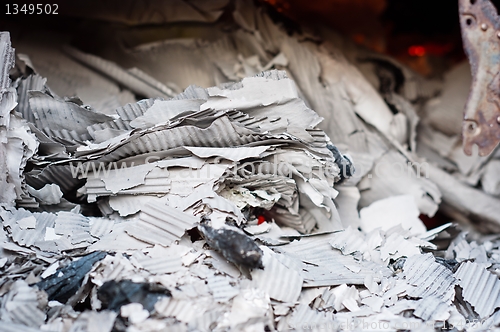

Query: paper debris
[66,311,117,332]
[250,246,303,303]
[125,202,198,246]
[403,253,456,303]
[455,261,500,318]
[360,195,427,235]
[121,303,150,324]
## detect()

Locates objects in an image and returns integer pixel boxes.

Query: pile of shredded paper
[1,1,500,331]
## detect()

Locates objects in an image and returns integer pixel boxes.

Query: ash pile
[1,1,500,331]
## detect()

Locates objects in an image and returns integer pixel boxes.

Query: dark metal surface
[459,0,500,156]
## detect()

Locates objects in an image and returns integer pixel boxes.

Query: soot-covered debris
[36,251,106,303]
[97,280,170,312]
[198,223,264,270]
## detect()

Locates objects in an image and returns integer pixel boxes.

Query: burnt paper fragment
[97,279,171,312]
[327,144,354,183]
[36,251,106,303]
[198,223,264,270]
[435,257,459,272]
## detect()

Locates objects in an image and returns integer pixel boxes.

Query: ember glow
[408,45,426,57]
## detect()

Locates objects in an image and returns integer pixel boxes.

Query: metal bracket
[459,0,500,156]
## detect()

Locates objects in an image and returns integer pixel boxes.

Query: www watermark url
[290,318,488,331]
[69,155,429,180]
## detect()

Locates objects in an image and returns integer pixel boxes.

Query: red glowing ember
[408,43,454,57]
[257,215,266,225]
[408,45,426,57]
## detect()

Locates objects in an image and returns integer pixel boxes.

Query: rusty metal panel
[459,0,500,156]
